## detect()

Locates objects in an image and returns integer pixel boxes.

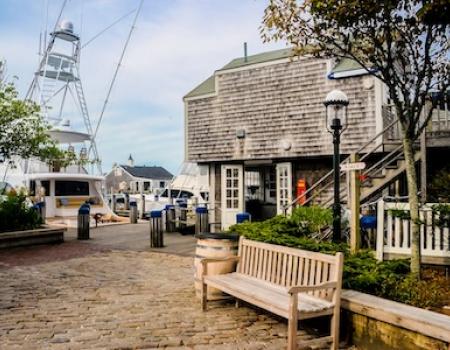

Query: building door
[276,162,292,215]
[221,164,244,230]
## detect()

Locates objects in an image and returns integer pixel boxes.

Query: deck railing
[382,93,450,142]
[376,200,450,264]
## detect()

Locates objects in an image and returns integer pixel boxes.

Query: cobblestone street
[0,224,338,349]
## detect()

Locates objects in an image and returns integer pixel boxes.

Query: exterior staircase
[284,116,421,212]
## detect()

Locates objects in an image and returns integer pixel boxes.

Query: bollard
[124,193,130,210]
[139,194,146,219]
[149,210,163,247]
[130,201,138,224]
[195,206,209,234]
[77,204,90,240]
[236,212,251,224]
[111,194,116,212]
[178,202,187,233]
[165,204,176,232]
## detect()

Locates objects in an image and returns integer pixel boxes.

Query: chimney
[128,154,134,167]
[244,42,248,62]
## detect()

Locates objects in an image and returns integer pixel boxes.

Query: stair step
[385,164,398,169]
[369,174,385,179]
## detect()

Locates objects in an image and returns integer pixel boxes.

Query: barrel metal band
[196,244,238,251]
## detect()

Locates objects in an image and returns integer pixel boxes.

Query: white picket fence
[376,201,450,264]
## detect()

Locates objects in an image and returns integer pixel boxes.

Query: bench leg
[330,309,340,350]
[287,293,298,350]
[201,281,207,311]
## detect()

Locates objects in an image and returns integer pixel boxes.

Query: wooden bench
[200,237,344,350]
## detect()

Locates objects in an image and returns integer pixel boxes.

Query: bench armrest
[288,281,338,294]
[200,256,240,278]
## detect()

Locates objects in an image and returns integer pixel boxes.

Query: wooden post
[420,129,427,204]
[349,153,361,253]
[376,199,385,261]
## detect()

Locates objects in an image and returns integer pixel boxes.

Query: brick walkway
[0,225,345,349]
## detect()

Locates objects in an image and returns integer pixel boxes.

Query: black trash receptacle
[165,204,176,232]
[195,206,209,234]
[236,212,251,224]
[130,201,138,224]
[77,204,90,240]
[149,210,163,247]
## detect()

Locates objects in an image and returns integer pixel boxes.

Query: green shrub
[290,205,333,236]
[229,206,332,238]
[0,192,42,232]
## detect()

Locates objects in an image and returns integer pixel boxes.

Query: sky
[0,0,286,175]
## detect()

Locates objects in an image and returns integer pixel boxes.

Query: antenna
[244,42,248,62]
[91,0,144,143]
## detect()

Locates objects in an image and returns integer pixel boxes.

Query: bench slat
[281,253,287,286]
[303,258,310,286]
[242,238,337,263]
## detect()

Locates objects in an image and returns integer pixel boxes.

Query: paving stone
[0,242,347,349]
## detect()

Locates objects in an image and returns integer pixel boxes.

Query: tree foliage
[262,0,449,276]
[262,0,449,139]
[0,80,85,170]
[0,82,54,160]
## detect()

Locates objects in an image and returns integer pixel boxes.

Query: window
[225,167,240,209]
[180,190,193,199]
[144,182,150,191]
[29,180,50,196]
[200,191,209,201]
[159,181,165,188]
[55,181,89,196]
[160,189,180,198]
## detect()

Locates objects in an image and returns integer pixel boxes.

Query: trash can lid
[78,206,90,214]
[236,212,250,218]
[150,210,162,218]
[195,206,208,214]
[130,201,137,207]
[165,204,175,210]
[360,215,377,229]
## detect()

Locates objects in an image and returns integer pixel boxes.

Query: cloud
[0,0,286,174]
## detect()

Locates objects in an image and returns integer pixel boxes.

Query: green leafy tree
[0,81,52,160]
[0,78,86,175]
[262,0,449,277]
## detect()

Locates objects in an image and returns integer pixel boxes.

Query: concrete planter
[0,226,66,249]
[341,290,450,350]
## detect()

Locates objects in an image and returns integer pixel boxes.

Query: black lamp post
[324,90,349,242]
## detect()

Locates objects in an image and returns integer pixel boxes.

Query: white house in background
[105,155,173,194]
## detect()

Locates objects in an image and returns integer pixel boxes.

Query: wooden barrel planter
[194,232,239,300]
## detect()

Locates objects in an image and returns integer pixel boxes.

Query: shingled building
[105,155,173,194]
[184,48,450,229]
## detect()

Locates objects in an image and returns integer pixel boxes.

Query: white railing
[376,200,450,264]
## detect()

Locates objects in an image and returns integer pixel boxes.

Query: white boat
[0,19,117,226]
[108,162,209,213]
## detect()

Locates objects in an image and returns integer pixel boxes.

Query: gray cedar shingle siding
[185,57,378,162]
